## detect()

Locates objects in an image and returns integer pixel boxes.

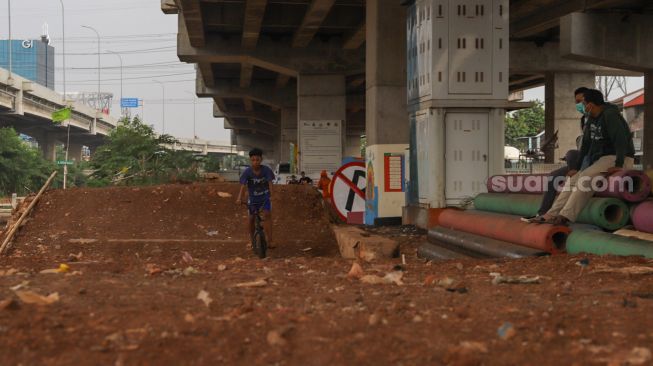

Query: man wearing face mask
[541,88,635,226]
[523,87,588,223]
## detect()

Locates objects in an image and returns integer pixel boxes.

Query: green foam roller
[473,193,630,231]
[567,230,653,258]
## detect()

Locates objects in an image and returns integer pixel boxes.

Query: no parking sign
[330,162,366,222]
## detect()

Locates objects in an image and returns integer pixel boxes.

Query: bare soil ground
[1,183,653,366]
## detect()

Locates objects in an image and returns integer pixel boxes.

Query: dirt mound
[7,183,338,262]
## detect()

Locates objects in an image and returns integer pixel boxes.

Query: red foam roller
[438,209,570,254]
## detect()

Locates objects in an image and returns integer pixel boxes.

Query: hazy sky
[2,0,229,143]
[1,0,644,143]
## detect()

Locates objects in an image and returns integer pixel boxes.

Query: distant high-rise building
[0,37,55,89]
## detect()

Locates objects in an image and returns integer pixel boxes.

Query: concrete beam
[343,21,366,50]
[197,63,215,87]
[240,63,254,88]
[179,0,205,47]
[293,0,336,48]
[510,41,641,76]
[510,0,632,38]
[227,109,280,127]
[179,31,365,76]
[242,0,268,49]
[197,77,296,109]
[560,12,653,72]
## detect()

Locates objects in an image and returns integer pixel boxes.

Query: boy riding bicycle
[236,148,275,248]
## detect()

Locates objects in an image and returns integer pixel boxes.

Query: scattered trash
[436,277,468,293]
[217,264,227,271]
[183,267,199,276]
[347,262,364,279]
[604,347,652,365]
[40,264,70,274]
[412,315,423,323]
[423,275,437,286]
[402,254,406,265]
[9,281,29,291]
[67,252,83,262]
[15,290,59,305]
[301,247,312,252]
[576,258,590,267]
[181,251,194,263]
[184,313,196,323]
[368,313,380,326]
[0,268,18,276]
[234,279,268,288]
[197,290,212,308]
[360,271,404,286]
[206,231,219,237]
[217,192,232,198]
[592,266,653,275]
[497,322,516,340]
[267,330,287,346]
[145,264,162,276]
[490,273,541,285]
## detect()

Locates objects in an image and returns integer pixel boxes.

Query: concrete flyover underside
[164,0,653,167]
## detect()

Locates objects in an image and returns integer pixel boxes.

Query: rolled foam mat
[473,193,629,231]
[438,209,570,254]
[613,229,653,242]
[428,226,547,258]
[566,230,653,258]
[632,200,653,234]
[487,170,652,203]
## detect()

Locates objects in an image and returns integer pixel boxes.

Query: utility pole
[107,50,123,115]
[59,0,66,98]
[153,80,165,134]
[81,25,100,132]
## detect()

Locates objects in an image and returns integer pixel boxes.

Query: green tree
[89,116,199,186]
[0,128,55,196]
[505,100,545,149]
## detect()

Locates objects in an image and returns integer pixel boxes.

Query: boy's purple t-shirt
[239,166,275,204]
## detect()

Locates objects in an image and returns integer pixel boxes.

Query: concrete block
[332,225,399,262]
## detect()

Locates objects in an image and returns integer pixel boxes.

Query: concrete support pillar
[364,0,408,225]
[280,107,297,164]
[297,74,346,174]
[39,135,59,162]
[345,135,361,158]
[644,72,653,171]
[544,72,595,162]
[67,142,84,162]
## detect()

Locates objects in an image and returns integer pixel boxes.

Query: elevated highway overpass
[0,67,117,161]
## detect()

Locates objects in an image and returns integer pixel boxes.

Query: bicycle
[240,202,267,258]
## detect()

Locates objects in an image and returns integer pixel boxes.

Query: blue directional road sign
[120,98,139,108]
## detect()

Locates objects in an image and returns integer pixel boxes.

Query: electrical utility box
[405,0,522,209]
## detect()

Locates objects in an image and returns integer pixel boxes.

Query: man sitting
[541,89,635,226]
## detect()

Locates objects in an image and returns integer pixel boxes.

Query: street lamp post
[7,0,12,83]
[153,80,165,134]
[81,25,100,133]
[58,0,66,98]
[107,50,123,115]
